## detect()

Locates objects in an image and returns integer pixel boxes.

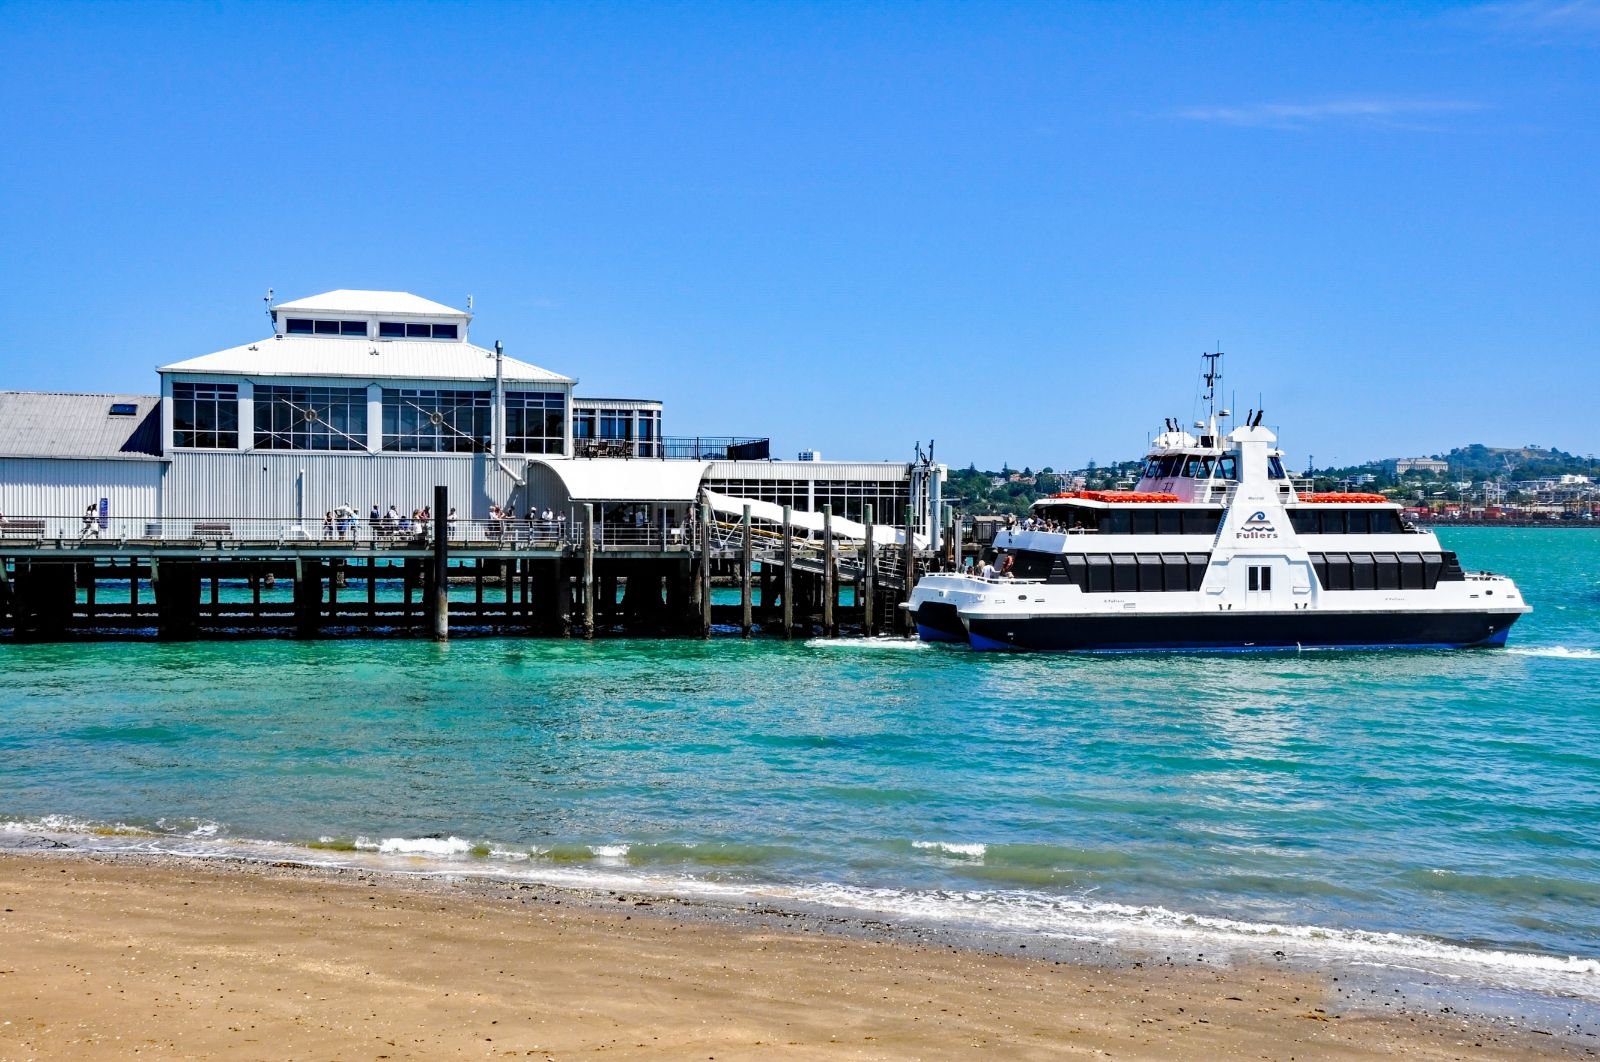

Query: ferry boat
[906,356,1531,652]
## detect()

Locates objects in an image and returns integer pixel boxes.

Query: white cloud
[1464,0,1600,40]
[1173,99,1484,130]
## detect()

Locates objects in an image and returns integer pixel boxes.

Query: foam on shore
[4,818,1597,1005]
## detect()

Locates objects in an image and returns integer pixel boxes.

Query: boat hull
[909,601,969,643]
[963,608,1526,653]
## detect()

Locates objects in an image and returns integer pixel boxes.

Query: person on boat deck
[1000,554,1016,578]
[979,557,997,580]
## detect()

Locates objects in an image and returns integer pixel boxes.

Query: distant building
[0,289,937,534]
[1396,457,1449,475]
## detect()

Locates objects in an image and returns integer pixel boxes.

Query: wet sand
[0,852,1587,1060]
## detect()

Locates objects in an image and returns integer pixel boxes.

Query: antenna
[1201,351,1224,424]
[263,288,275,329]
[467,294,474,312]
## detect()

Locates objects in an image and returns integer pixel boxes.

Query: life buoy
[1048,490,1180,503]
[1299,492,1389,504]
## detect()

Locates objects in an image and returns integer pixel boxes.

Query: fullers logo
[1235,510,1278,540]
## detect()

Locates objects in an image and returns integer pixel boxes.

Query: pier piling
[431,485,449,641]
[822,505,835,636]
[862,503,876,637]
[582,503,596,638]
[741,504,753,637]
[902,505,917,635]
[699,499,712,637]
[781,505,794,638]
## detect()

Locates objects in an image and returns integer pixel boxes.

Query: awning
[526,458,710,503]
[704,490,927,547]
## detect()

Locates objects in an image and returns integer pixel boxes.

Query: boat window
[1111,555,1138,592]
[1136,554,1164,591]
[1131,510,1157,535]
[1215,455,1239,480]
[1324,553,1352,590]
[1156,510,1182,535]
[1268,455,1287,479]
[1374,552,1401,590]
[1086,555,1114,593]
[1289,510,1318,534]
[1418,553,1441,586]
[1320,510,1348,535]
[1349,552,1376,590]
[1437,552,1465,582]
[1377,511,1404,534]
[1179,509,1222,535]
[1187,553,1210,589]
[1309,553,1329,588]
[1099,510,1132,535]
[1347,509,1372,535]
[1183,455,1212,477]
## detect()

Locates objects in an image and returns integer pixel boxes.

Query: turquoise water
[4,528,1598,999]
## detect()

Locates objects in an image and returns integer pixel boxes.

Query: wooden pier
[0,501,942,642]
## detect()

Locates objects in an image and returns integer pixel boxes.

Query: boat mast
[1200,351,1225,446]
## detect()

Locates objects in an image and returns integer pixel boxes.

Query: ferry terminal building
[0,290,940,539]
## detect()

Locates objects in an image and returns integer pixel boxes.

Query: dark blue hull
[963,609,1524,653]
[911,601,968,643]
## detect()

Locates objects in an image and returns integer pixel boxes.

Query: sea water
[3,527,1598,1004]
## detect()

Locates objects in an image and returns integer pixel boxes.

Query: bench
[191,521,233,539]
[0,518,47,538]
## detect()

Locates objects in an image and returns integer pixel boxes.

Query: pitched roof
[158,336,574,385]
[0,392,163,460]
[272,290,468,318]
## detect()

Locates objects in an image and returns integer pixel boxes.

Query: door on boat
[1242,560,1282,609]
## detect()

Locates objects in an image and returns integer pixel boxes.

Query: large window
[254,385,369,450]
[172,382,239,448]
[378,322,458,340]
[505,391,565,454]
[382,388,491,452]
[285,318,367,337]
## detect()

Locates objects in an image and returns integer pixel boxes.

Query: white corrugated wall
[163,451,525,519]
[0,458,164,517]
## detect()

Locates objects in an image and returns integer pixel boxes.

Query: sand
[0,852,1587,1060]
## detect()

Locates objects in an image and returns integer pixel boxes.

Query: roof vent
[109,402,138,416]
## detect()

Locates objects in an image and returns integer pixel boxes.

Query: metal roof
[527,458,710,502]
[0,392,163,460]
[272,290,468,318]
[158,336,574,385]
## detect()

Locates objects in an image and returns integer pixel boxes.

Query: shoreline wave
[4,818,1596,1004]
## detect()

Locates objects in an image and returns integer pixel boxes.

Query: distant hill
[944,444,1598,515]
[1321,444,1598,484]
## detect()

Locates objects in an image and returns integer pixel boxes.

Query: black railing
[574,436,770,460]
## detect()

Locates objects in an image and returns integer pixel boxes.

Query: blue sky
[1,0,1595,469]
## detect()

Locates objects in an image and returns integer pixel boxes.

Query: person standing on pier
[80,502,100,539]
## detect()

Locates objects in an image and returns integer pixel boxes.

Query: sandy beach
[0,852,1586,1060]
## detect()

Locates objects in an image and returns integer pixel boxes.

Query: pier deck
[0,512,937,642]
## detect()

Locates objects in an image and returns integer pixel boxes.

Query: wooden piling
[431,485,449,641]
[582,503,596,638]
[862,503,876,637]
[781,504,794,638]
[741,503,753,637]
[822,504,835,636]
[902,504,917,635]
[699,499,712,636]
